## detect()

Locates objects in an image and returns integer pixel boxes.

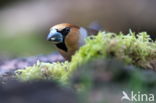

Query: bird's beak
[47,29,63,44]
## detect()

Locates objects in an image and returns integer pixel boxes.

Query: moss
[16,61,70,83]
[71,31,156,69]
[16,31,156,82]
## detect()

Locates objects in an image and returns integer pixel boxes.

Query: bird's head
[47,23,88,52]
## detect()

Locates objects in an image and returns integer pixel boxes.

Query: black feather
[56,43,67,52]
[56,27,70,52]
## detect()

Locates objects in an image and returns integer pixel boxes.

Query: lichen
[16,31,156,82]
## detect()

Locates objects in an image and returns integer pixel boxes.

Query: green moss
[16,61,70,83]
[16,31,156,82]
[71,31,156,69]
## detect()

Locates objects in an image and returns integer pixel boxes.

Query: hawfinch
[47,23,98,61]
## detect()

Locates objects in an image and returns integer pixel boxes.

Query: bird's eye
[60,27,70,36]
[65,27,70,32]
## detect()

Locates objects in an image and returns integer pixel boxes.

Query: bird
[47,23,98,61]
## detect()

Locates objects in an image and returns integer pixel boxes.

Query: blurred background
[0,1,156,103]
[0,0,156,58]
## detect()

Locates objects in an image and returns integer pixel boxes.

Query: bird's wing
[86,28,99,36]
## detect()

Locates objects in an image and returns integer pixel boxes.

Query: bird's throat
[56,43,68,52]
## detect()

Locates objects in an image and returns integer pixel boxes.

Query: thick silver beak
[47,29,63,44]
